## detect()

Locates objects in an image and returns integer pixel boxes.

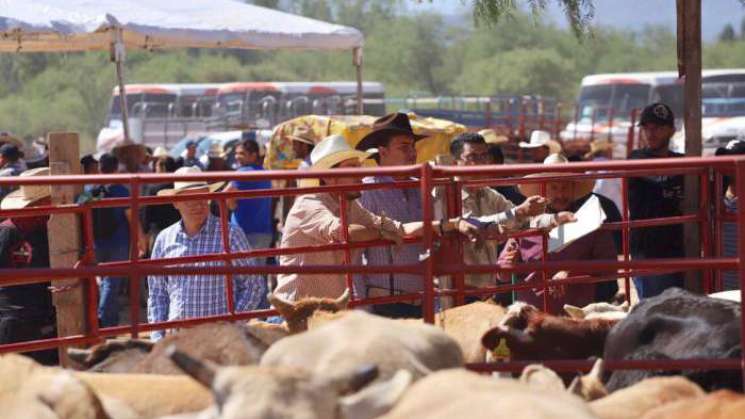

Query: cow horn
[334,364,379,394]
[338,370,413,419]
[268,292,295,316]
[588,358,604,380]
[335,288,351,309]
[166,345,216,388]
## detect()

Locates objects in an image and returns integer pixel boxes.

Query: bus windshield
[577,84,650,121]
[702,81,745,117]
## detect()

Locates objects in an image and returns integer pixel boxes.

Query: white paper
[547,194,606,253]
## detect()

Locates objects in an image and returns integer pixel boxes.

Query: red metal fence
[0,157,744,385]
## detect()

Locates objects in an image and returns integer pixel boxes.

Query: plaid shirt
[358,176,424,294]
[148,215,264,340]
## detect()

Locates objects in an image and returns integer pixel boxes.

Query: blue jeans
[96,244,130,327]
[632,252,685,299]
[245,233,272,310]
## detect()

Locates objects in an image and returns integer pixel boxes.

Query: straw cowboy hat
[518,154,596,199]
[355,112,428,151]
[0,131,24,149]
[299,135,369,187]
[519,130,562,155]
[288,125,316,146]
[157,166,226,196]
[152,146,169,159]
[479,129,509,145]
[1,167,51,210]
[584,139,614,160]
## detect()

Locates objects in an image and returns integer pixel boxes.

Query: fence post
[734,158,745,389]
[47,132,87,366]
[420,163,435,323]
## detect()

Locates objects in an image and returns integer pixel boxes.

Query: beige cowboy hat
[518,154,596,199]
[157,166,226,196]
[519,130,562,155]
[152,146,169,159]
[479,129,509,145]
[288,125,316,146]
[584,139,614,159]
[0,131,24,149]
[1,167,52,210]
[299,134,369,187]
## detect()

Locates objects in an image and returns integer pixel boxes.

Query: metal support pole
[733,158,745,390]
[420,163,435,323]
[111,27,131,143]
[353,47,364,115]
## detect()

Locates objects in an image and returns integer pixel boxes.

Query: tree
[471,0,595,37]
[719,23,736,42]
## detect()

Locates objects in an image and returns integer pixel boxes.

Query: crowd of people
[0,101,741,350]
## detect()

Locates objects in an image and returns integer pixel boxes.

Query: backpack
[90,185,121,240]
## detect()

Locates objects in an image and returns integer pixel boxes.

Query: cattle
[564,301,630,321]
[0,353,213,418]
[68,322,269,374]
[433,300,506,363]
[640,389,745,419]
[589,376,704,419]
[603,287,742,392]
[518,364,566,393]
[377,369,598,419]
[709,290,741,303]
[268,288,350,333]
[567,358,608,401]
[165,347,412,419]
[260,311,464,382]
[481,301,619,362]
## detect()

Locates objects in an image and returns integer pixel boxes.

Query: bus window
[109,93,144,116]
[655,84,684,117]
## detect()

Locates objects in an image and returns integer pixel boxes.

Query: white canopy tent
[0,0,365,143]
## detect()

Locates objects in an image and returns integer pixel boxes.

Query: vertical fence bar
[540,181,549,313]
[606,107,615,143]
[714,172,724,291]
[82,207,99,339]
[627,109,638,158]
[218,199,235,314]
[420,163,435,323]
[339,195,354,300]
[447,181,465,307]
[734,159,745,389]
[572,104,579,142]
[700,168,712,294]
[554,102,563,140]
[621,176,631,304]
[128,178,141,338]
[589,108,597,143]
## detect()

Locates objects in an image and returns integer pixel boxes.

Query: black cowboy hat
[355,112,428,151]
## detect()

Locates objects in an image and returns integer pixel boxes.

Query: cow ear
[268,292,296,317]
[327,364,379,395]
[335,288,351,310]
[66,348,92,369]
[563,304,585,319]
[338,370,412,419]
[166,346,216,388]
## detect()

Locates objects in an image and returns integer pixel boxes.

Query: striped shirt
[358,176,424,295]
[722,196,738,290]
[148,215,265,340]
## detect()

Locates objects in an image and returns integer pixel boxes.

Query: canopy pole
[111,27,131,142]
[353,47,363,115]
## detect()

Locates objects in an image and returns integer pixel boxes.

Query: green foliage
[1,2,744,153]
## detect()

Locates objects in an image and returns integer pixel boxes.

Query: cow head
[269,289,350,334]
[167,346,411,419]
[564,301,629,320]
[67,339,154,372]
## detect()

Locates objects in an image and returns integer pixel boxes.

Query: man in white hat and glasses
[0,167,58,364]
[519,130,563,163]
[147,166,265,340]
[273,134,481,304]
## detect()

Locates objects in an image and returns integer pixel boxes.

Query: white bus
[97,81,385,152]
[561,69,745,157]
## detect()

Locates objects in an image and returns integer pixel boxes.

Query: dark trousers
[0,307,58,365]
[371,303,422,319]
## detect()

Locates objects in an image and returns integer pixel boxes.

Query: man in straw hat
[519,130,563,163]
[628,102,684,299]
[0,167,58,364]
[147,166,265,340]
[497,154,618,313]
[289,125,316,169]
[436,133,575,304]
[273,134,480,305]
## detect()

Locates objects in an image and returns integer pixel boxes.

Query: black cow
[604,287,742,392]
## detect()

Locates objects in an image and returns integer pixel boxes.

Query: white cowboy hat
[479,129,509,145]
[299,135,369,187]
[518,130,562,154]
[152,146,169,159]
[1,167,51,210]
[157,166,226,196]
[518,153,596,199]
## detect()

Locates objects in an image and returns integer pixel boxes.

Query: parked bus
[561,69,745,157]
[96,81,386,152]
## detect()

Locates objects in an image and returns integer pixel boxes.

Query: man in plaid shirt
[147,167,265,341]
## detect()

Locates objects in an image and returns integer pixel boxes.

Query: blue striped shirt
[147,215,265,340]
[722,196,738,290]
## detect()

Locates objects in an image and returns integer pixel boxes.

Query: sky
[405,0,745,42]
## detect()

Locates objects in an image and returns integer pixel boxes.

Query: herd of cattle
[1,287,744,418]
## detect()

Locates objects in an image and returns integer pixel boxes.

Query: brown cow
[640,390,745,419]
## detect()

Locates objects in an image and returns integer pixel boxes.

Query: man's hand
[501,240,520,266]
[455,218,483,243]
[549,270,569,298]
[515,195,547,219]
[549,211,577,228]
[380,228,405,246]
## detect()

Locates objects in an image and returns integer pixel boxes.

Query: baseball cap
[638,103,675,127]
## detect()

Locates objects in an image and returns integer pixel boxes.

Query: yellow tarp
[264,113,467,170]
